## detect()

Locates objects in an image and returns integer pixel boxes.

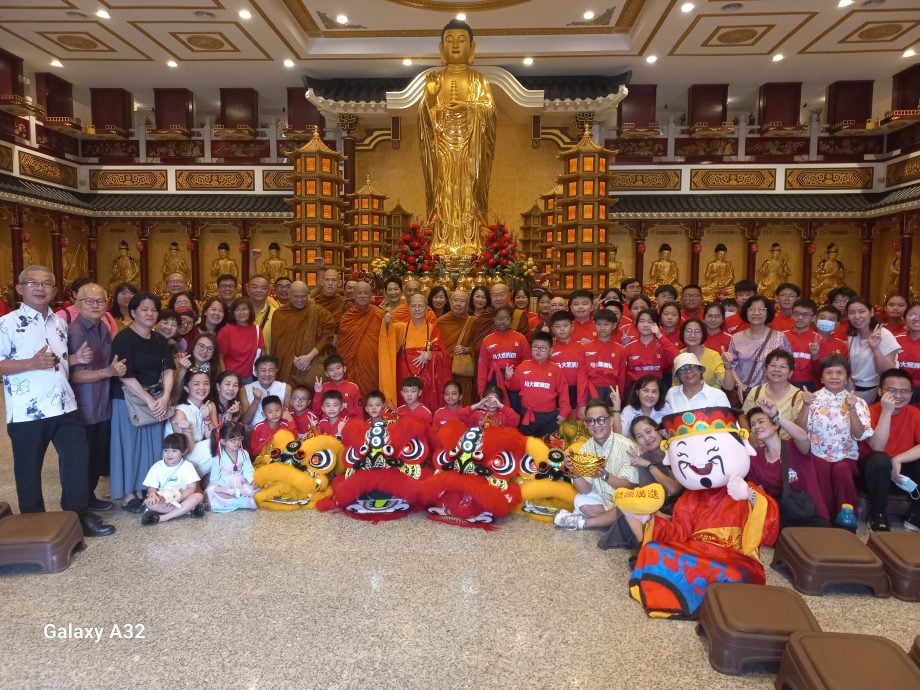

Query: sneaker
[868,512,890,532]
[835,504,857,531]
[553,509,586,530]
[190,503,206,518]
[902,513,920,533]
[140,511,159,526]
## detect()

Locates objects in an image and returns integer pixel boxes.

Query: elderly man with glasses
[860,367,920,532]
[553,398,640,531]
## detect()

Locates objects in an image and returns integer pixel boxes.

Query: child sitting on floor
[397,376,433,424]
[141,433,205,526]
[205,421,258,513]
[249,395,294,457]
[432,380,463,428]
[458,384,521,428]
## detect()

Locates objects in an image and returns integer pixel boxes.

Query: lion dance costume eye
[420,421,526,530]
[515,438,577,523]
[315,417,431,522]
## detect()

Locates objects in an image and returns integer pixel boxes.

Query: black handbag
[778,442,818,522]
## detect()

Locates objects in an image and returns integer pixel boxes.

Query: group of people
[2,262,919,543]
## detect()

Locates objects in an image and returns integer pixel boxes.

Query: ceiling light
[167,59,178,68]
[681,2,695,12]
[66,10,87,18]
[194,10,216,18]
[721,2,743,9]
[772,53,784,62]
[456,13,467,21]
[646,55,658,63]
[837,0,854,6]
[335,14,348,24]
[862,0,884,6]
[522,57,534,66]
[402,58,413,66]
[50,59,63,68]
[95,9,110,19]
[238,9,252,19]
[904,48,917,58]
[583,10,595,20]
[283,59,295,68]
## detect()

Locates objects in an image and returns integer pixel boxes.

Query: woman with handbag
[745,400,830,528]
[110,292,177,513]
[722,294,791,406]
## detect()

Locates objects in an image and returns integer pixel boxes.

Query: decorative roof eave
[387,66,545,112]
[305,89,389,115]
[543,87,628,120]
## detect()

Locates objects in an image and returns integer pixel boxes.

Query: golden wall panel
[871,218,902,306]
[62,216,89,287]
[0,145,12,172]
[262,170,293,191]
[611,169,680,191]
[690,168,776,191]
[90,169,168,191]
[198,222,242,297]
[607,223,636,287]
[148,221,190,296]
[18,151,78,188]
[886,156,920,187]
[784,167,872,190]
[98,220,139,293]
[251,222,291,280]
[176,170,254,191]
[813,221,862,298]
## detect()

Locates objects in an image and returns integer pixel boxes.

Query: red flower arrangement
[475,223,518,278]
[395,223,438,277]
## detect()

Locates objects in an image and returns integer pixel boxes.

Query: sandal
[121,497,144,514]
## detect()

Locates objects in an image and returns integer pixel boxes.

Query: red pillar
[899,214,913,299]
[51,213,64,293]
[690,241,701,285]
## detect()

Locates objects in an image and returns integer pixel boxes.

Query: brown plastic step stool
[867,531,920,602]
[771,527,890,597]
[0,511,85,574]
[0,502,11,520]
[697,583,821,675]
[775,631,920,690]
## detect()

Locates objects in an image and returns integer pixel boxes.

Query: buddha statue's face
[441,29,474,66]
[660,249,670,259]
[716,250,726,259]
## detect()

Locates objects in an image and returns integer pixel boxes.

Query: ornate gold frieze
[886,156,920,187]
[18,151,78,188]
[90,169,167,191]
[176,170,254,191]
[785,167,872,190]
[690,168,775,191]
[262,170,294,191]
[611,170,680,190]
[0,145,12,172]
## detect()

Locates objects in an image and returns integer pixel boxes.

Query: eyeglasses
[747,307,767,314]
[792,311,814,318]
[882,388,912,397]
[21,280,54,288]
[683,328,702,335]
[584,416,610,426]
[78,298,107,306]
[195,344,215,352]
[292,396,309,402]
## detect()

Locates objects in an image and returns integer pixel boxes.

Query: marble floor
[0,438,918,689]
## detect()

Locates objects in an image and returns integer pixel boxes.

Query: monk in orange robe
[270,281,336,388]
[337,281,384,396]
[388,276,437,325]
[437,289,475,404]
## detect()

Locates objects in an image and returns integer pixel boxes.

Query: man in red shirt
[505,332,571,437]
[549,311,588,418]
[477,306,529,397]
[861,368,920,532]
[582,309,626,408]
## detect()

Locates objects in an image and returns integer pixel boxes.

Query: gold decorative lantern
[346,173,388,275]
[553,127,618,292]
[283,127,347,286]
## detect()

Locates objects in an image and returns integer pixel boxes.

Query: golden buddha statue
[155,241,190,298]
[607,244,625,290]
[260,241,288,285]
[108,240,140,294]
[756,242,792,298]
[644,243,681,297]
[62,242,88,286]
[419,20,496,262]
[205,241,240,298]
[810,242,847,306]
[883,246,919,303]
[700,243,736,303]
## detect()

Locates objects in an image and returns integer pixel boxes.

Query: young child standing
[505,331,571,437]
[205,421,258,513]
[364,390,390,424]
[312,355,362,418]
[287,384,316,436]
[549,310,588,418]
[458,384,521,428]
[784,298,819,390]
[432,380,463,428]
[249,395,294,457]
[397,376,433,424]
[141,433,205,526]
[582,308,626,407]
[315,390,349,437]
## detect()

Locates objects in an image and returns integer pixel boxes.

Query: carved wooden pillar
[137,220,150,291]
[689,221,703,285]
[859,221,873,299]
[10,204,24,291]
[188,220,202,297]
[633,221,649,283]
[801,221,817,297]
[744,222,760,282]
[899,213,913,299]
[87,218,99,282]
[239,220,252,286]
[339,114,358,197]
[51,212,64,292]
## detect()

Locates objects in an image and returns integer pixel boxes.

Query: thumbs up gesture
[74,341,93,365]
[31,345,57,370]
[108,355,127,378]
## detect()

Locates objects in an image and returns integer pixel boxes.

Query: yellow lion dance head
[253,431,343,511]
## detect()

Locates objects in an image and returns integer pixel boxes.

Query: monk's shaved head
[288,280,309,309]
[449,290,468,316]
[352,281,372,308]
[490,283,509,308]
[321,268,340,297]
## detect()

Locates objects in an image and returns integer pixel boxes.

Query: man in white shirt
[666,352,731,412]
[0,265,114,537]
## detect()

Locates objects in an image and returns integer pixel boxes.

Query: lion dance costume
[515,437,577,523]
[253,429,342,511]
